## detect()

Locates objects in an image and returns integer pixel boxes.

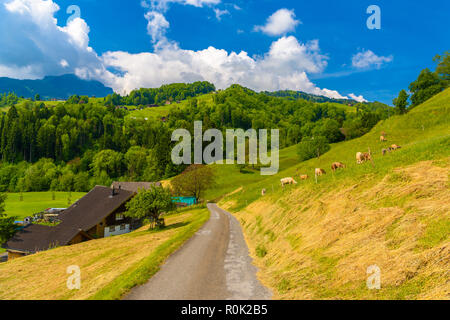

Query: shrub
[297,136,330,161]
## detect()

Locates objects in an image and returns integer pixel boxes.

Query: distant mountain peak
[0,74,113,100]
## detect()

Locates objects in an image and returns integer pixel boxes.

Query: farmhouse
[2,186,136,260]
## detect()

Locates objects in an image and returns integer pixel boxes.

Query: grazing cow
[300,174,309,180]
[363,152,372,161]
[382,148,391,156]
[261,188,266,196]
[390,144,402,150]
[357,152,372,164]
[315,168,326,176]
[380,135,387,142]
[281,177,297,187]
[331,162,345,172]
[356,152,364,164]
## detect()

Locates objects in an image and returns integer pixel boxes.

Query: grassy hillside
[215,88,450,299]
[127,93,215,120]
[0,207,209,300]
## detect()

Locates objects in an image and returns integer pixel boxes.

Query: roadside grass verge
[0,208,209,300]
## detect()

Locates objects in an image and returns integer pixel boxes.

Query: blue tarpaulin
[171,196,197,206]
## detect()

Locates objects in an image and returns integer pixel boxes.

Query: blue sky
[1,0,449,104]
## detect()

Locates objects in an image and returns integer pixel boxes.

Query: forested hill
[0,84,389,194]
[0,74,113,100]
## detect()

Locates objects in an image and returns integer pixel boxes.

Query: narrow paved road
[124,203,272,300]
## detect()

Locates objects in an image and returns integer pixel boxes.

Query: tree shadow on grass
[239,168,258,174]
[162,221,190,231]
[126,221,190,237]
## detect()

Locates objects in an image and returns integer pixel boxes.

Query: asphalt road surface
[124,203,272,300]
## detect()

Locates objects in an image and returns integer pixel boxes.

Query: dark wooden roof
[2,186,135,253]
[110,181,161,193]
[1,224,56,253]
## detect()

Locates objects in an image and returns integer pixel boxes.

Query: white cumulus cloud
[214,8,229,21]
[101,36,334,97]
[254,8,300,36]
[0,0,105,79]
[0,0,367,102]
[352,49,393,69]
[145,11,170,43]
[142,0,220,11]
[348,93,368,103]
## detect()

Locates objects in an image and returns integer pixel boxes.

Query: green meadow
[4,192,86,220]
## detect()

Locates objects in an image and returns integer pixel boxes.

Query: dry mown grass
[0,211,200,300]
[223,159,450,299]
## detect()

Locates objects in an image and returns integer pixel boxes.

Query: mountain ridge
[0,74,113,99]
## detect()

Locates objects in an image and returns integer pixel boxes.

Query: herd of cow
[278,134,402,187]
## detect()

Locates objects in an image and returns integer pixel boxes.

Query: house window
[120,224,126,230]
[109,226,115,232]
[116,213,124,221]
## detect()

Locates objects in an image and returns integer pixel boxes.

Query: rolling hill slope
[214,88,450,299]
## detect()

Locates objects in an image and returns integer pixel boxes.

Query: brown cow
[300,174,309,180]
[315,168,326,176]
[331,162,345,172]
[380,135,387,142]
[356,152,372,164]
[390,144,402,150]
[382,148,391,156]
[363,152,372,161]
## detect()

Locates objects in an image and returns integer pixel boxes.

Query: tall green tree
[90,149,124,179]
[0,193,16,244]
[125,186,174,230]
[393,89,409,114]
[171,165,215,202]
[433,51,450,86]
[409,68,445,107]
[124,146,148,179]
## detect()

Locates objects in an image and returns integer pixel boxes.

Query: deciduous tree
[171,165,215,202]
[0,193,16,244]
[393,89,409,114]
[125,186,174,230]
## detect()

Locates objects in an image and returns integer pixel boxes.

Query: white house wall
[104,224,130,237]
